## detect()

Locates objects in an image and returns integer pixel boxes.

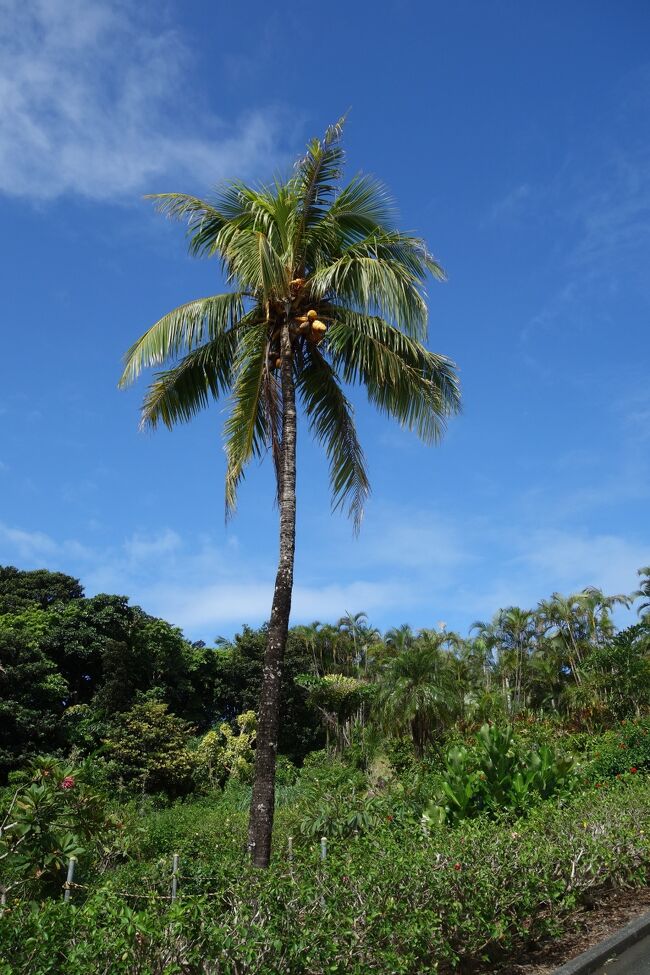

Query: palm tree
[384,623,416,654]
[377,635,456,756]
[119,120,460,866]
[635,567,650,617]
[292,621,324,675]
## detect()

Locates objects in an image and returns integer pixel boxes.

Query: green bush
[195,710,257,788]
[424,723,574,825]
[0,777,647,974]
[583,717,650,783]
[103,701,195,797]
[0,757,123,899]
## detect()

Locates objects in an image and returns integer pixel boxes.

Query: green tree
[376,635,456,756]
[103,701,195,797]
[119,120,460,865]
[196,710,257,787]
[0,566,83,615]
[211,625,324,763]
[0,612,67,776]
[635,567,650,617]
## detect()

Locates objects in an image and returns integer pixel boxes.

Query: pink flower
[61,776,75,790]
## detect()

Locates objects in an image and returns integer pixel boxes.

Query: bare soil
[498,887,650,974]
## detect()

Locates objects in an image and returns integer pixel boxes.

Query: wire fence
[1,835,328,911]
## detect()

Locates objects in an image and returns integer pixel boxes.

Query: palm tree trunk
[247,317,297,868]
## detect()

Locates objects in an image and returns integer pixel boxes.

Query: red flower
[630,767,638,774]
[619,743,627,750]
[386,815,394,822]
[595,783,602,788]
[453,863,461,871]
[61,776,75,790]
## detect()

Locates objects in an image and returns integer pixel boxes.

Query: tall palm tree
[119,120,460,866]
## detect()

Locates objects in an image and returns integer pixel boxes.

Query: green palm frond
[119,293,246,387]
[123,120,460,532]
[293,117,346,224]
[311,229,441,339]
[297,346,370,532]
[139,332,237,430]
[326,308,460,444]
[146,193,228,258]
[224,326,272,515]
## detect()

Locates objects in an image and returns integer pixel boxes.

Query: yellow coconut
[290,277,306,289]
[298,321,311,333]
[307,309,318,321]
[311,320,327,334]
[296,315,309,323]
[275,357,282,369]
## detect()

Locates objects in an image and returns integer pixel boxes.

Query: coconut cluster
[296,308,327,344]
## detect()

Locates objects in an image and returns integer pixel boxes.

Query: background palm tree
[635,567,650,617]
[377,635,456,755]
[119,119,460,866]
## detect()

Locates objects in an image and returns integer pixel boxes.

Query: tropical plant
[377,635,456,756]
[118,119,460,864]
[0,757,119,899]
[196,710,257,787]
[635,567,650,617]
[103,701,195,797]
[423,723,574,825]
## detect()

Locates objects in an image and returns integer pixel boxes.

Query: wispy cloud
[485,182,531,224]
[0,510,645,638]
[0,0,286,201]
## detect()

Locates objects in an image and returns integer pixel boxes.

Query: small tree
[196,710,257,787]
[104,701,194,797]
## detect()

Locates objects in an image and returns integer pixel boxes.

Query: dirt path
[496,888,650,974]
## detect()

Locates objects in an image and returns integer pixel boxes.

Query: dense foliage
[0,564,649,972]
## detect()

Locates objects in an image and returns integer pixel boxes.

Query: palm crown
[119,119,460,528]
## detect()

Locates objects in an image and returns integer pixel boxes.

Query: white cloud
[0,524,58,560]
[123,529,182,563]
[0,514,646,637]
[0,523,93,562]
[0,0,284,200]
[518,528,648,599]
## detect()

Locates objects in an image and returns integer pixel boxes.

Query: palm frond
[297,345,370,532]
[326,308,460,443]
[119,293,246,387]
[310,229,443,339]
[146,193,228,258]
[292,117,347,265]
[139,332,237,430]
[224,326,270,515]
[302,173,397,270]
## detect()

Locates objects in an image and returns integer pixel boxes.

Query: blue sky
[0,0,648,640]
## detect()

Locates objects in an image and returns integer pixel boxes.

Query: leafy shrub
[1,778,648,974]
[0,757,122,898]
[293,756,380,838]
[424,723,574,825]
[583,717,650,783]
[103,701,195,797]
[195,710,256,788]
